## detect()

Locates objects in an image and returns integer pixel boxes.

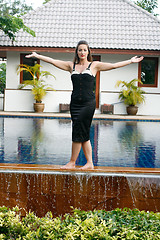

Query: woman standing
[26,40,143,170]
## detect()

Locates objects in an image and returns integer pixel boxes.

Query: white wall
[101,92,160,115]
[4,51,160,115]
[4,89,72,112]
[100,54,138,91]
[6,51,73,90]
[5,51,73,112]
[99,54,160,115]
[6,52,20,89]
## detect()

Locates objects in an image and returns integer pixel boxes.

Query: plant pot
[126,105,138,115]
[33,103,45,113]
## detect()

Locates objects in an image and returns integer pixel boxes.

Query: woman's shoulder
[67,61,73,66]
[91,61,100,67]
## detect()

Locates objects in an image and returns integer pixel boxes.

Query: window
[20,54,40,83]
[138,57,158,87]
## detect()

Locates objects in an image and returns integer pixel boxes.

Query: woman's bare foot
[60,161,75,169]
[79,162,94,170]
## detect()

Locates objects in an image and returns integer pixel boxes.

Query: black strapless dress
[70,63,96,142]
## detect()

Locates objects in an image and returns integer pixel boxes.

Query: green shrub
[0,206,160,239]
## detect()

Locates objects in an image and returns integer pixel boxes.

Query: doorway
[92,55,101,108]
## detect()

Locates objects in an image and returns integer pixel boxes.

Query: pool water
[0,117,160,168]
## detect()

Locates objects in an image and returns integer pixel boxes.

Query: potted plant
[115,78,145,115]
[17,64,55,112]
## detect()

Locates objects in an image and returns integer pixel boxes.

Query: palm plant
[17,64,55,103]
[115,78,145,106]
[0,63,6,94]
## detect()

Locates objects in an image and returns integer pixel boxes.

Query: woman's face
[77,44,89,60]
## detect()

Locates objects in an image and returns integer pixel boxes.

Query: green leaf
[116,79,145,106]
[17,63,56,102]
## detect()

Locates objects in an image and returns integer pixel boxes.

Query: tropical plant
[0,62,6,93]
[17,63,55,103]
[115,78,145,106]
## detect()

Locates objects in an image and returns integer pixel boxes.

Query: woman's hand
[131,56,144,63]
[25,52,38,58]
[25,52,72,72]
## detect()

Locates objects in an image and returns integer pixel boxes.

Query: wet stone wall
[0,171,159,217]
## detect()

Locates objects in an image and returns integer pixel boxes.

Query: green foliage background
[0,207,160,239]
[0,63,6,94]
[0,0,35,41]
[134,0,158,16]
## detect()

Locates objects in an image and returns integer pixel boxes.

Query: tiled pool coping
[1,111,160,174]
[1,111,160,122]
[0,163,159,175]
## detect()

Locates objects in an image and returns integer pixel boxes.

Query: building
[0,0,160,114]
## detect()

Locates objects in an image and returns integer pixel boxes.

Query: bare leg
[80,140,94,170]
[60,142,82,169]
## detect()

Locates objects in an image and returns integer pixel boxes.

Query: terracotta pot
[126,105,138,115]
[33,103,45,113]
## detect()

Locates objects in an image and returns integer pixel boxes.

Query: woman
[26,40,143,170]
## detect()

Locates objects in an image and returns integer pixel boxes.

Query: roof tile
[0,0,160,50]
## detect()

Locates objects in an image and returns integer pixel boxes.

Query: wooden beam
[0,46,160,56]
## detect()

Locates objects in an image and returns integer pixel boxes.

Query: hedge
[0,206,160,239]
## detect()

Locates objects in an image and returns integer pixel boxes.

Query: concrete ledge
[1,111,160,121]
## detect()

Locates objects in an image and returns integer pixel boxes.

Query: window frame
[138,57,159,88]
[20,54,40,83]
[92,55,101,108]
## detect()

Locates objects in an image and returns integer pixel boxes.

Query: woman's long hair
[73,40,93,64]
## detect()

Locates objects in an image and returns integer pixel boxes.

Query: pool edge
[0,163,159,175]
[1,111,160,121]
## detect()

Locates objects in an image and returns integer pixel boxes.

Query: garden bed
[0,206,160,239]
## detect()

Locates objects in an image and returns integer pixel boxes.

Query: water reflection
[136,143,155,168]
[118,122,143,150]
[0,117,160,168]
[117,122,156,168]
[18,119,44,163]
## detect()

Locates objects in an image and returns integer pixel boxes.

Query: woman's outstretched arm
[92,56,144,74]
[25,52,73,72]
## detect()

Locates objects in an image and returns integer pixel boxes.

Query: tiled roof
[0,0,160,50]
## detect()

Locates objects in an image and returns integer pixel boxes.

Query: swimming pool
[0,116,160,168]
